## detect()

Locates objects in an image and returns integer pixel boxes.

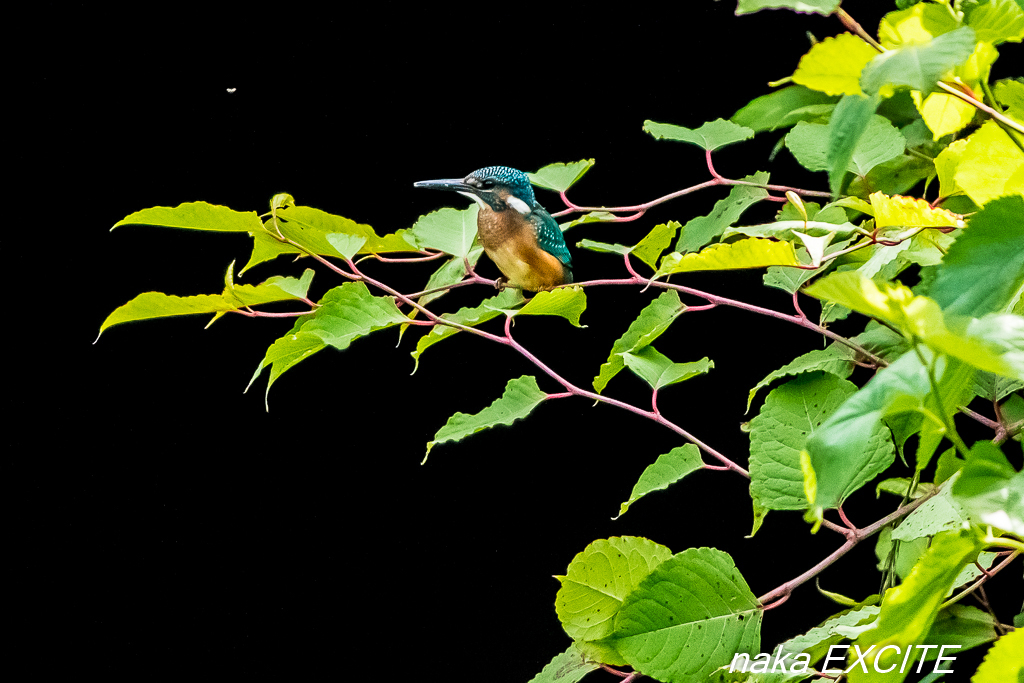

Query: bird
[414,166,573,292]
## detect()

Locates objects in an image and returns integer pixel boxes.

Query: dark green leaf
[643,119,754,151]
[826,94,881,196]
[747,345,856,412]
[732,86,839,132]
[593,291,684,394]
[620,347,713,391]
[676,174,769,253]
[861,27,978,95]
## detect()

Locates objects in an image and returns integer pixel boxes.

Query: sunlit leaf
[112,201,263,233]
[869,192,960,228]
[656,238,800,278]
[410,288,524,371]
[526,646,600,683]
[972,629,1024,683]
[619,347,713,390]
[878,2,959,49]
[517,287,587,327]
[952,440,1024,536]
[965,0,1024,44]
[953,120,1024,206]
[632,221,680,271]
[407,205,479,258]
[791,33,879,96]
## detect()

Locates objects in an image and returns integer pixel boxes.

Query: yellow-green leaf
[792,33,879,96]
[656,238,800,278]
[954,120,1024,206]
[869,192,961,228]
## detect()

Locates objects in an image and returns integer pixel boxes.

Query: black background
[15,2,1020,680]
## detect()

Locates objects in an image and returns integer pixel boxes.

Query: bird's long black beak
[413,178,473,192]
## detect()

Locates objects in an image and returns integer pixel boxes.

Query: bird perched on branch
[415,166,573,292]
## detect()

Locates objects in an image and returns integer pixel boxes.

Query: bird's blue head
[414,166,537,213]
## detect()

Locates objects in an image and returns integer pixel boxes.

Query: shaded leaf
[527,645,600,683]
[747,345,856,412]
[410,288,524,371]
[952,440,1024,536]
[675,174,769,253]
[731,86,839,132]
[825,94,881,195]
[860,27,978,95]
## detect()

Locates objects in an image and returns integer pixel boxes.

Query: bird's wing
[531,208,572,267]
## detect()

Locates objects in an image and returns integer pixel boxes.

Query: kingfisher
[414,166,573,292]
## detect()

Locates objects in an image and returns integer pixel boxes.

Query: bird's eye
[482,179,495,189]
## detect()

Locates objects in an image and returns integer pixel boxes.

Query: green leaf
[791,33,880,97]
[527,645,600,683]
[848,529,983,683]
[747,345,856,412]
[246,282,409,403]
[424,375,548,461]
[407,205,479,258]
[928,195,1024,319]
[576,239,631,256]
[751,372,886,511]
[972,629,1024,683]
[735,0,839,15]
[804,350,971,513]
[529,160,595,193]
[643,119,755,151]
[870,191,960,229]
[952,440,1024,536]
[675,175,769,253]
[615,445,703,518]
[972,372,1024,402]
[788,114,906,179]
[861,27,977,95]
[731,86,839,133]
[620,347,713,391]
[593,291,684,394]
[325,233,367,260]
[921,605,998,658]
[410,288,525,371]
[555,537,674,643]
[762,236,855,295]
[517,287,587,327]
[656,239,800,278]
[879,2,959,49]
[276,205,416,257]
[611,548,761,683]
[826,94,882,195]
[805,271,1023,379]
[98,268,316,338]
[891,475,970,542]
[767,605,879,676]
[419,247,485,306]
[632,221,680,271]
[723,220,857,242]
[112,201,263,232]
[965,0,1024,44]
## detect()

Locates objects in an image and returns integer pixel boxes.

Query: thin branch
[937,81,1024,136]
[940,550,1021,610]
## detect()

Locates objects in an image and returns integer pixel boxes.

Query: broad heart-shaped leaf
[731,85,838,133]
[953,120,1024,206]
[610,548,761,683]
[98,269,316,338]
[656,238,800,278]
[878,2,959,49]
[593,290,684,394]
[735,0,839,15]
[860,27,977,96]
[405,205,478,258]
[791,32,879,97]
[927,195,1024,319]
[275,205,417,257]
[615,445,703,519]
[847,529,983,683]
[410,288,524,372]
[555,537,673,644]
[891,474,971,542]
[527,645,600,683]
[620,347,713,391]
[247,281,410,406]
[675,174,769,253]
[112,201,264,232]
[973,629,1024,683]
[802,349,966,516]
[869,191,959,228]
[424,375,548,461]
[746,344,856,412]
[952,440,1024,536]
[750,372,889,512]
[643,119,754,151]
[529,160,595,193]
[516,286,587,327]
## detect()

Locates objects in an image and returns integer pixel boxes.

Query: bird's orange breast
[477,207,568,291]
